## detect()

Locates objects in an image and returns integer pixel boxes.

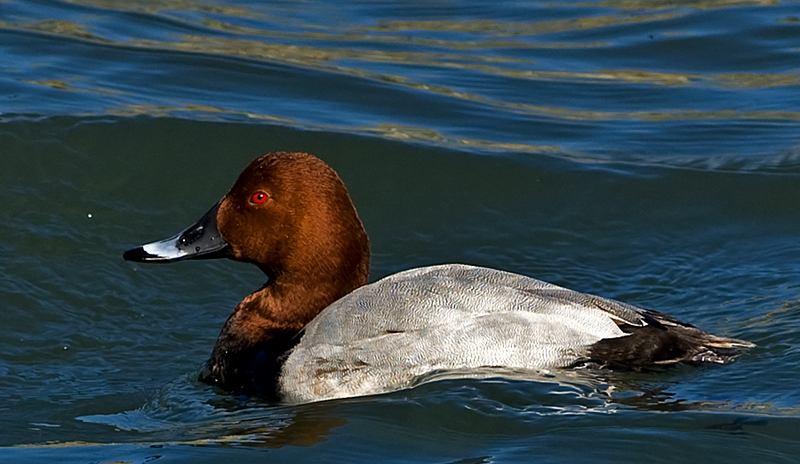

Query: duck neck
[261,267,361,326]
[201,253,369,396]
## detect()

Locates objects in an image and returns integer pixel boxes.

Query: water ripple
[2,1,800,462]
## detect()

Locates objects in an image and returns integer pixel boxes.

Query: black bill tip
[123,246,159,262]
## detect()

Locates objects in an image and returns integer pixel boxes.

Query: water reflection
[367,12,681,36]
[6,15,798,91]
[75,375,345,448]
[2,0,799,458]
[2,0,798,163]
[65,363,791,450]
[67,0,254,17]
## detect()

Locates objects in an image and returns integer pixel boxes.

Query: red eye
[249,191,269,205]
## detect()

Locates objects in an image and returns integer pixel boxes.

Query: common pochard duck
[124,152,754,403]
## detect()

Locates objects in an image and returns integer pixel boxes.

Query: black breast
[199,328,300,399]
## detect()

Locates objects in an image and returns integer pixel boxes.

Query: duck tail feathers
[586,309,755,369]
[683,334,755,364]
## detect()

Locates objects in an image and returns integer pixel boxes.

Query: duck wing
[280,264,641,401]
[300,263,644,344]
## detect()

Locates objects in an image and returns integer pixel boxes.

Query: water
[2,1,800,462]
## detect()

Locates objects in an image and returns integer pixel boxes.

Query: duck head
[124,151,370,288]
[123,152,369,397]
[124,152,370,394]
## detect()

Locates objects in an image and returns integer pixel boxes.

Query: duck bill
[123,203,230,263]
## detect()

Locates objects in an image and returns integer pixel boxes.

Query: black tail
[586,310,755,370]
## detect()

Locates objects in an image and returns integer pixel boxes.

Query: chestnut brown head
[124,152,370,288]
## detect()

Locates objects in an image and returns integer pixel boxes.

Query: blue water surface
[1,1,800,463]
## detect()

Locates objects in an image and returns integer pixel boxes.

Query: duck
[123,151,754,403]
